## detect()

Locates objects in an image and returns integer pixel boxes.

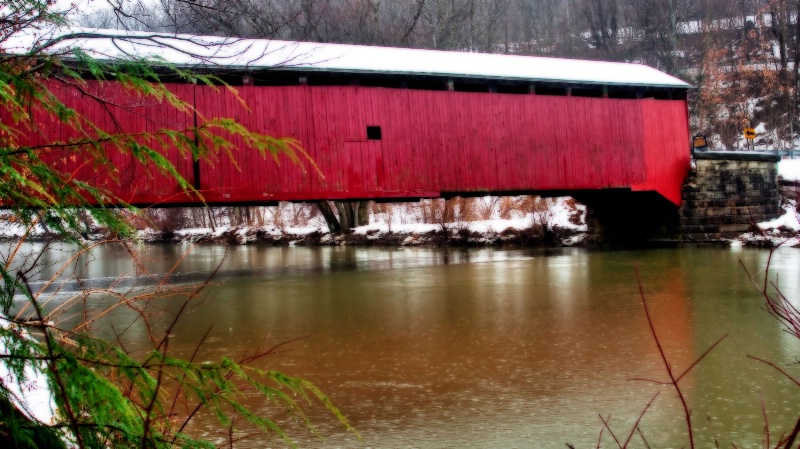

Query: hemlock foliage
[1,1,353,447]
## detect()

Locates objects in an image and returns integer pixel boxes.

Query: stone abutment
[582,151,782,245]
[680,152,782,242]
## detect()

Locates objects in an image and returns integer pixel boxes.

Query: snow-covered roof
[4,27,692,89]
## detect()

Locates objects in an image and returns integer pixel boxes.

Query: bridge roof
[6,27,691,89]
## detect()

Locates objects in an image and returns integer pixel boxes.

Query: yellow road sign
[693,134,707,149]
[744,127,756,140]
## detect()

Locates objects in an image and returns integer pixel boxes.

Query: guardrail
[693,148,800,159]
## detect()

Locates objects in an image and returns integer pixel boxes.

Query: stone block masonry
[681,152,782,241]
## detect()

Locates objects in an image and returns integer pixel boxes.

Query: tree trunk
[243,206,252,226]
[315,201,342,233]
[206,207,217,232]
[335,201,352,231]
[356,201,369,226]
[315,201,369,232]
[78,209,94,234]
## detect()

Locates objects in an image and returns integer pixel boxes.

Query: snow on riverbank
[735,160,800,247]
[758,201,800,232]
[353,197,585,236]
[738,199,800,247]
[738,154,800,246]
[1,196,586,246]
[136,197,587,246]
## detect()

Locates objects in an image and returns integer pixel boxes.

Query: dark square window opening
[367,126,382,140]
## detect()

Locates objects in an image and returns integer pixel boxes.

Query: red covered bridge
[8,31,692,215]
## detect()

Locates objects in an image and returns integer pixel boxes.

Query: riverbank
[2,198,797,248]
[138,222,587,247]
[137,197,588,247]
[1,197,590,247]
[2,181,798,248]
[736,159,800,247]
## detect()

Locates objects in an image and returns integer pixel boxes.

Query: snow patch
[779,159,800,183]
[758,201,800,232]
[737,200,800,247]
[3,196,587,246]
[564,234,588,246]
[0,319,58,426]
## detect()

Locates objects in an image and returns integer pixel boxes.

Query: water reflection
[3,243,800,448]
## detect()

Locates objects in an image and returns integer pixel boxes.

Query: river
[7,243,800,448]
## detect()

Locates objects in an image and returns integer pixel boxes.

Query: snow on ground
[736,162,800,247]
[134,197,586,244]
[0,318,58,426]
[1,196,587,245]
[738,200,800,247]
[356,197,585,235]
[758,201,800,232]
[353,198,586,236]
[779,159,800,182]
[352,215,542,240]
[0,218,35,239]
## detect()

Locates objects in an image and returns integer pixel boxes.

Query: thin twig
[782,415,800,449]
[761,391,770,449]
[675,333,729,383]
[747,355,800,389]
[622,392,661,448]
[596,427,605,449]
[599,414,624,449]
[167,325,213,420]
[637,425,653,449]
[636,268,695,449]
[141,334,168,449]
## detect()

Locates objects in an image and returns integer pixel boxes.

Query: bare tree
[625,0,702,73]
[508,0,568,55]
[578,0,624,60]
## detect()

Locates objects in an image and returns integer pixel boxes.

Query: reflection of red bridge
[14,35,692,213]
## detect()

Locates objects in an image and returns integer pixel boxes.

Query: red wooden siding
[6,81,691,206]
[7,81,196,205]
[632,99,692,205]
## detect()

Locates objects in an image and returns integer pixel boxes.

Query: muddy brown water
[8,243,800,448]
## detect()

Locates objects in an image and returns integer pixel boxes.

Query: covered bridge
[4,29,691,221]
